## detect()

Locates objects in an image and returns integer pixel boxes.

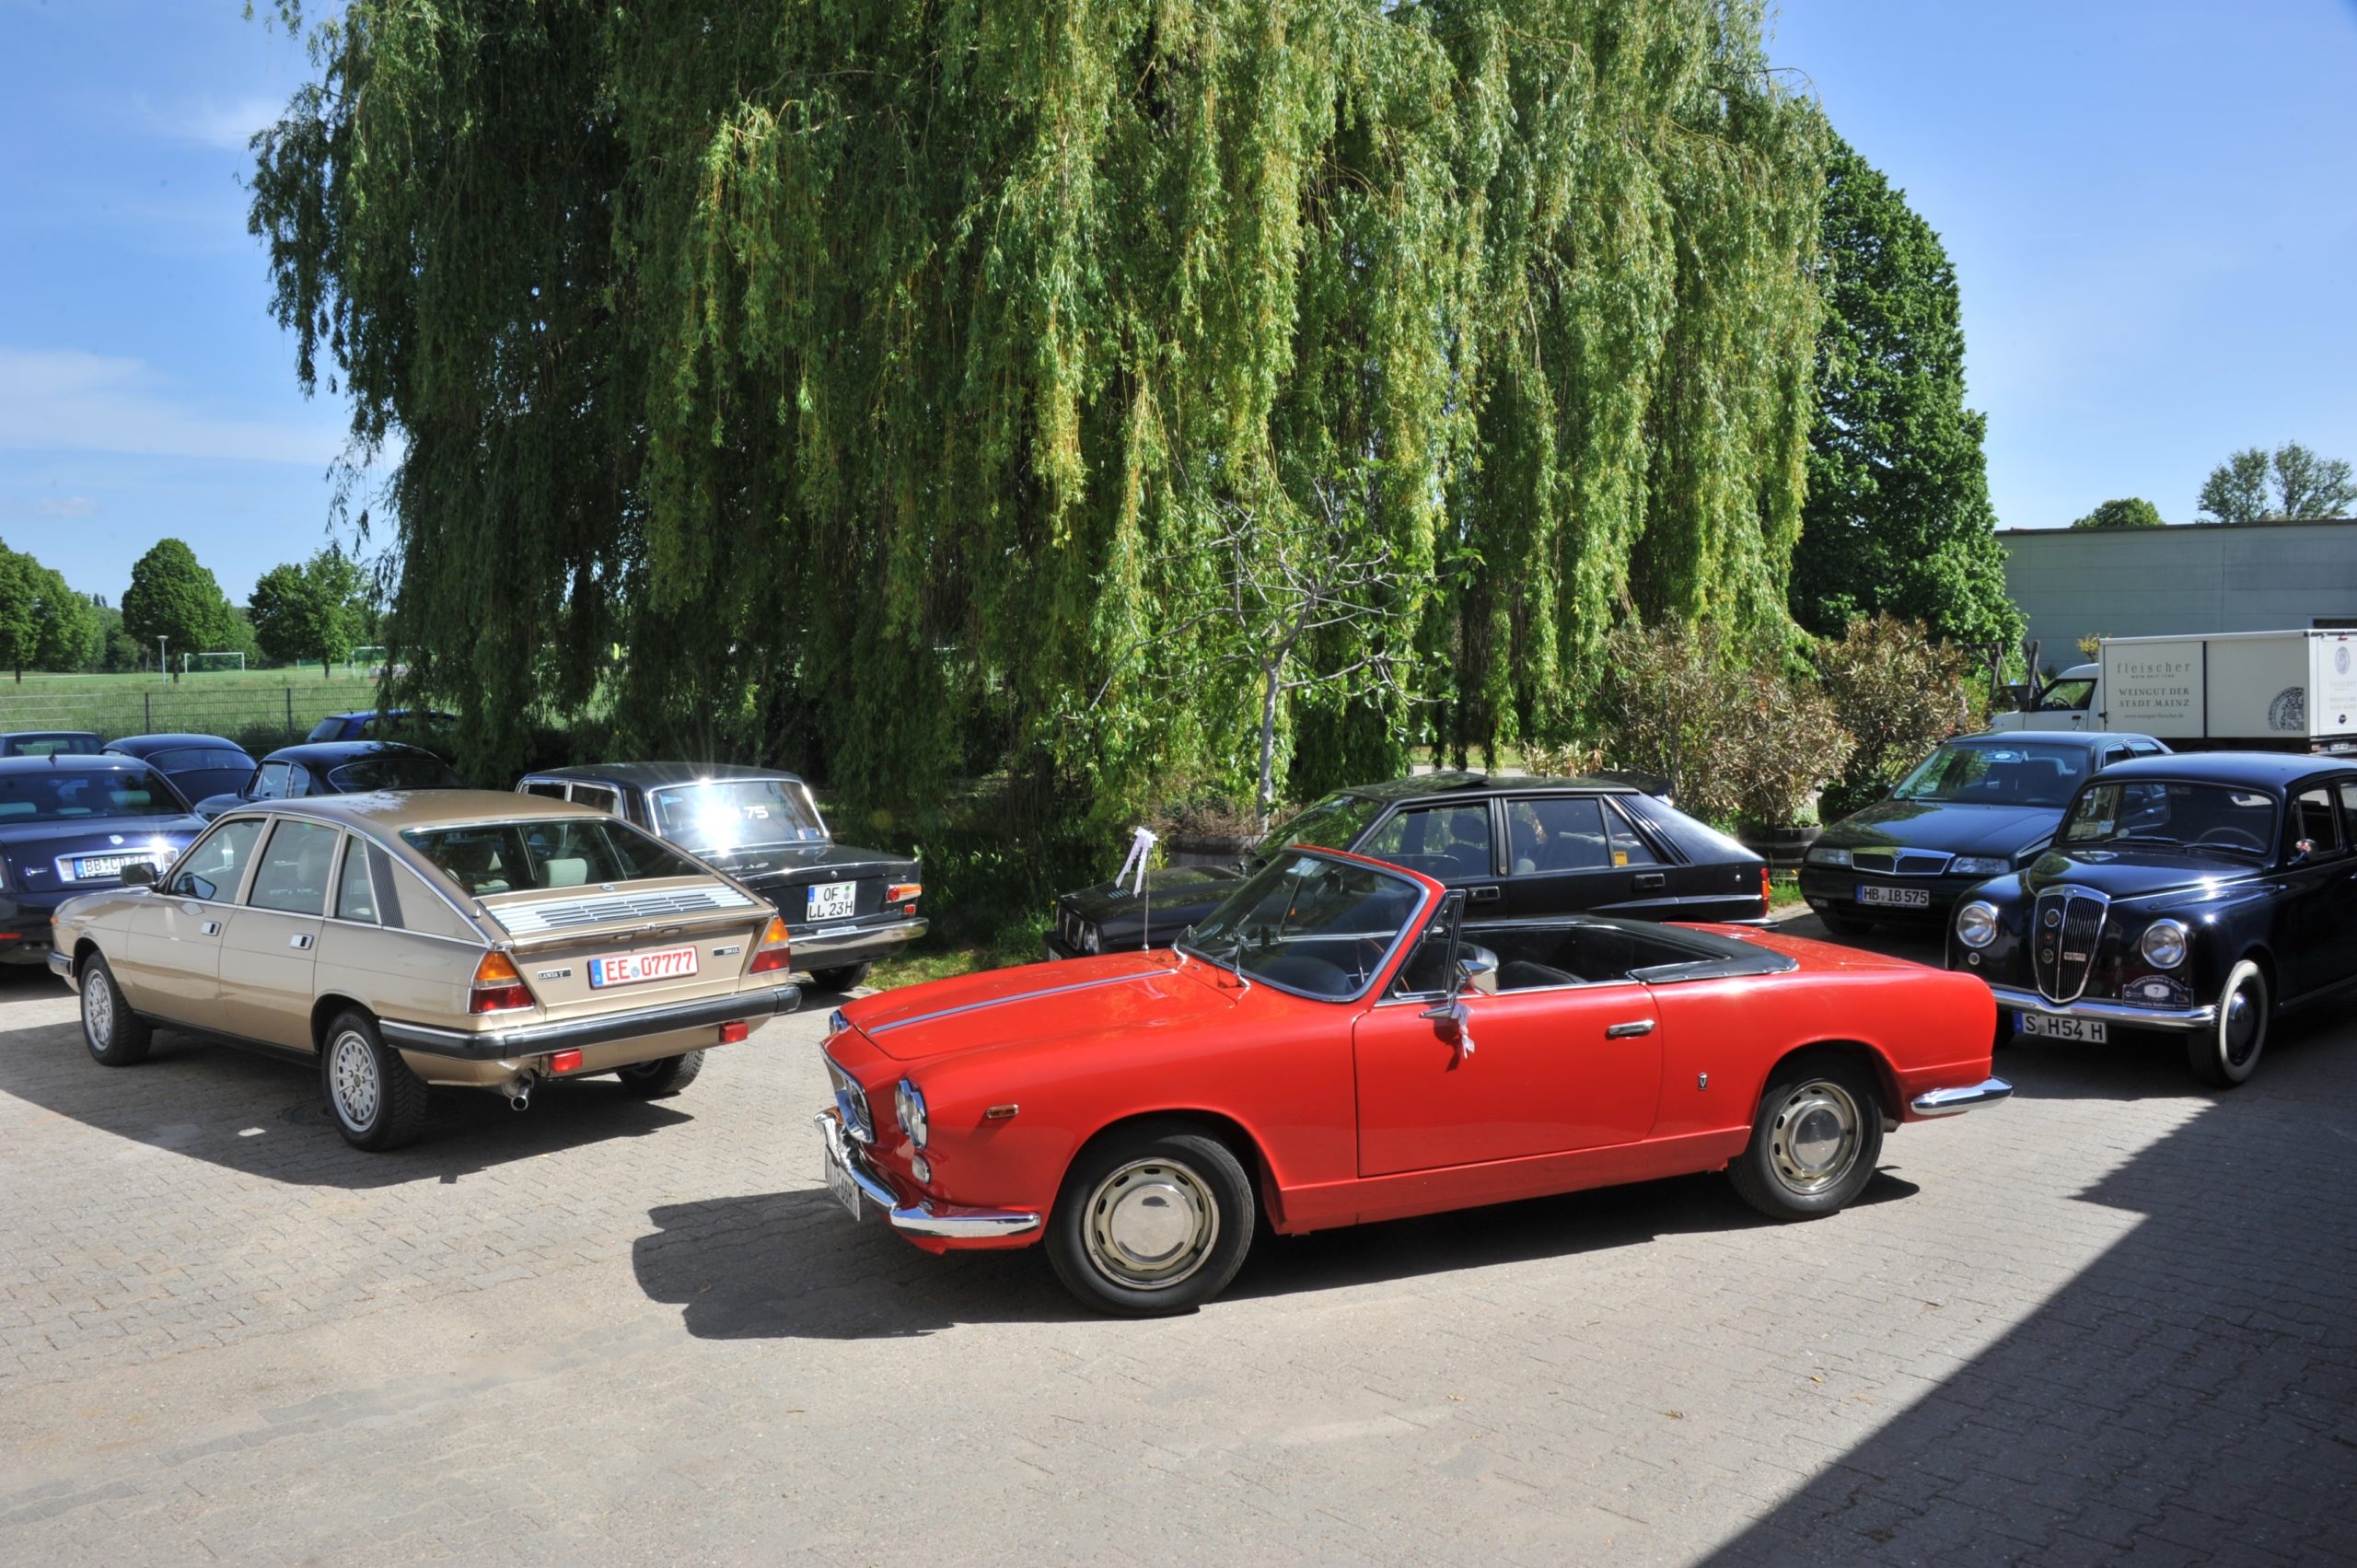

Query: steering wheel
[1352,934,1390,984]
[2192,827,2266,853]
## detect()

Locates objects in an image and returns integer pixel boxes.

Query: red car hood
[840,950,1251,1064]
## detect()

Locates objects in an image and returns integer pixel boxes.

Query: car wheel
[1730,1056,1886,1221]
[616,1051,703,1098]
[2188,958,2269,1088]
[1046,1121,1256,1318]
[811,962,872,993]
[78,953,153,1067]
[321,1010,429,1151]
[1817,910,1876,938]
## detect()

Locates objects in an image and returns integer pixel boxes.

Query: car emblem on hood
[109,834,124,846]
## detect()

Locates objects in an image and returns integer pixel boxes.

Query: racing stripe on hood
[865,970,1163,1034]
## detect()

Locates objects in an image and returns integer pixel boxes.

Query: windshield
[402,818,711,897]
[1178,851,1426,1001]
[2036,679,2095,713]
[0,768,183,822]
[2060,781,2277,859]
[1893,742,2093,807]
[1247,792,1384,865]
[326,754,465,793]
[648,778,827,852]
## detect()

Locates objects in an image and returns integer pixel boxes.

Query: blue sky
[2,3,2353,609]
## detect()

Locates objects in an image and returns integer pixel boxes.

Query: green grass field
[0,667,384,754]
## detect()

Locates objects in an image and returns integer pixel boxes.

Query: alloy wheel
[329,1031,381,1129]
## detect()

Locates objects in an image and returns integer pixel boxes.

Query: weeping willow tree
[250,0,1824,860]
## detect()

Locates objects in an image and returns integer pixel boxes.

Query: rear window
[0,768,181,822]
[6,734,100,757]
[402,818,709,897]
[306,717,350,743]
[327,754,464,793]
[146,747,253,773]
[648,778,826,851]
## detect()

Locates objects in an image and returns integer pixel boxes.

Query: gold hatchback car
[49,791,804,1149]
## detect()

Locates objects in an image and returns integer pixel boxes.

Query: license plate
[586,945,698,989]
[71,854,139,880]
[1857,883,1931,909]
[823,1143,864,1220]
[2018,1011,2107,1043]
[807,881,857,921]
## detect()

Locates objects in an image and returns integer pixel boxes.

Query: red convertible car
[817,848,2009,1315]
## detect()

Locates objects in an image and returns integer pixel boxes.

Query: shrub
[1816,613,1984,819]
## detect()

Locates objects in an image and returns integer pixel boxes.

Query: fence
[0,683,374,757]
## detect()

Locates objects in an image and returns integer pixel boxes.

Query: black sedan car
[192,739,466,819]
[515,763,923,992]
[0,730,103,757]
[103,733,257,810]
[1946,751,2357,1087]
[1048,772,1769,958]
[0,755,206,966]
[1801,731,2169,934]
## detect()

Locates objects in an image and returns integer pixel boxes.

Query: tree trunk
[1257,658,1283,831]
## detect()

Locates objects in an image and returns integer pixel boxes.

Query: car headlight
[2140,919,2189,970]
[894,1077,929,1147]
[1081,923,1100,954]
[1805,845,1852,867]
[1948,856,2009,877]
[1955,900,2000,949]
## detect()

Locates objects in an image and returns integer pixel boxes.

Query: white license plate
[2018,1011,2107,1043]
[1857,884,1931,909]
[807,881,857,921]
[823,1144,864,1220]
[71,854,139,880]
[586,945,699,989]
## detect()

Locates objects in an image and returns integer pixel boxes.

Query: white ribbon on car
[1112,826,1158,898]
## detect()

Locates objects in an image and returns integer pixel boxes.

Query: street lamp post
[157,636,168,683]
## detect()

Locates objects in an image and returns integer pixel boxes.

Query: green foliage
[1791,139,2021,654]
[1816,613,1981,819]
[0,541,102,680]
[2198,442,2356,524]
[250,546,368,675]
[2070,497,2164,530]
[249,0,1829,878]
[121,539,240,661]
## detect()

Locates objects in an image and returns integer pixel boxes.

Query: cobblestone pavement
[2,921,2353,1565]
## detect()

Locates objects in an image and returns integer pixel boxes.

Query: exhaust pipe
[506,1074,537,1112]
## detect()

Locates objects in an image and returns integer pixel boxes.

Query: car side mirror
[122,862,157,888]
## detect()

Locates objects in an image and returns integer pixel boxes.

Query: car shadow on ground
[632,1167,1923,1340]
[0,970,693,1189]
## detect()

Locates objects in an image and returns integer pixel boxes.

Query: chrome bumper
[813,1111,1040,1240]
[46,950,75,986]
[1990,984,2219,1034]
[790,917,928,961]
[378,981,802,1061]
[1910,1076,2014,1117]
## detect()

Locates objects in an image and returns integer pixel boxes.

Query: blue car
[0,730,104,757]
[304,708,457,745]
[103,734,259,811]
[192,739,466,819]
[0,756,205,966]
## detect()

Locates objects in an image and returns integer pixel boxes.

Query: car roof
[2091,751,2355,788]
[262,739,442,766]
[321,707,447,720]
[1337,771,1642,804]
[1949,730,2163,751]
[0,754,165,775]
[523,761,808,789]
[1,728,99,739]
[106,733,247,754]
[225,789,610,830]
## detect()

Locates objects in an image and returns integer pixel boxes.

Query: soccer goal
[184,651,247,675]
[347,645,390,678]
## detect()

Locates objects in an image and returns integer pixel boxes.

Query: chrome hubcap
[1769,1079,1862,1195]
[2223,981,2263,1068]
[329,1032,380,1128]
[82,974,112,1045]
[1084,1158,1219,1290]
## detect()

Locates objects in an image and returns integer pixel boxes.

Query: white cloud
[151,94,286,151]
[0,348,349,467]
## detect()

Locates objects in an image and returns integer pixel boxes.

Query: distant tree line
[2068,442,2354,530]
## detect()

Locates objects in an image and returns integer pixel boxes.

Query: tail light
[749,916,794,974]
[1759,865,1774,915]
[887,882,922,908]
[470,951,535,1014]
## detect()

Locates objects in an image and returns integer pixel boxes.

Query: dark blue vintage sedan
[192,739,465,819]
[0,756,205,966]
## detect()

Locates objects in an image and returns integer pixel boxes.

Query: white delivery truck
[1990,630,2357,753]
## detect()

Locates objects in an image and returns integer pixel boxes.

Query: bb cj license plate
[807,880,857,921]
[72,854,141,881]
[1857,883,1931,909]
[587,945,698,989]
[2018,1011,2107,1043]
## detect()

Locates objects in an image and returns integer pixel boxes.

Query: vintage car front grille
[823,1052,875,1144]
[2032,884,2110,1003]
[490,884,760,935]
[1851,848,1953,877]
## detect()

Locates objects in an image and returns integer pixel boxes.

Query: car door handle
[1632,872,1666,889]
[288,933,314,950]
[1468,885,1502,903]
[200,921,221,937]
[1605,1019,1656,1039]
